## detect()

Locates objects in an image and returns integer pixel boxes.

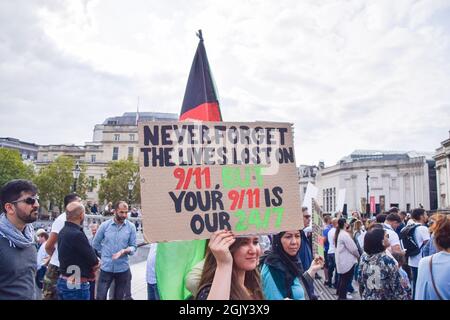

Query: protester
[415,215,449,300]
[260,230,324,300]
[57,202,99,300]
[91,203,98,215]
[351,211,362,221]
[376,213,387,223]
[35,228,47,249]
[322,215,332,286]
[0,180,39,300]
[93,201,137,300]
[146,243,159,300]
[326,218,339,289]
[196,230,264,300]
[358,228,411,300]
[400,208,430,297]
[298,207,313,272]
[35,230,49,293]
[422,213,446,257]
[103,202,113,216]
[185,259,205,298]
[396,211,407,235]
[392,251,412,296]
[88,223,99,300]
[43,193,81,300]
[383,213,402,253]
[335,218,360,300]
[352,220,365,255]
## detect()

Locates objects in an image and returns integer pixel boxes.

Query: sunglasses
[11,195,39,205]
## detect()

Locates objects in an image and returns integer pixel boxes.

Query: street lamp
[366,169,370,218]
[72,161,81,192]
[128,177,135,205]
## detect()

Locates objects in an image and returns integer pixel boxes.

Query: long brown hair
[196,238,264,300]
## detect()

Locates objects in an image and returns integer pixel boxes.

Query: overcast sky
[1,0,449,166]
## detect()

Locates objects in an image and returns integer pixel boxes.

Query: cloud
[1,0,449,166]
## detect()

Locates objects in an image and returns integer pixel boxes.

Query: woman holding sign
[260,231,324,300]
[195,230,264,300]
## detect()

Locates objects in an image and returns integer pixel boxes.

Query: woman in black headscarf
[260,230,324,300]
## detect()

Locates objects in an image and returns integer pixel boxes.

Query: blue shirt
[415,251,450,300]
[298,230,313,270]
[93,219,137,273]
[261,264,306,300]
[323,224,332,252]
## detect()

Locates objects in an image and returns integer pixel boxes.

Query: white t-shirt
[408,223,430,268]
[383,223,401,251]
[36,241,49,269]
[49,213,66,267]
[327,227,336,254]
[356,230,366,250]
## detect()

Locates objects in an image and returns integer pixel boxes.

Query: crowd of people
[0,179,449,300]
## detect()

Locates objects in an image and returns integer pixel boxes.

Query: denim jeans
[147,283,160,300]
[96,269,131,300]
[57,278,90,300]
[411,266,418,299]
[327,253,338,287]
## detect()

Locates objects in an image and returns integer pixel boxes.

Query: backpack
[399,224,423,257]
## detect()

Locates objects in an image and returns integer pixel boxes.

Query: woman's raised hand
[209,229,236,266]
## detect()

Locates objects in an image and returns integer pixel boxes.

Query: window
[53,154,58,160]
[91,154,96,163]
[88,176,95,192]
[129,134,135,141]
[303,187,307,194]
[114,134,120,141]
[112,147,119,160]
[128,147,134,159]
[43,154,48,162]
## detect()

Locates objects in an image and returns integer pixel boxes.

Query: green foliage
[33,156,91,211]
[98,159,140,206]
[0,148,35,188]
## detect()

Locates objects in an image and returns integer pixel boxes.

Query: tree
[98,159,140,206]
[0,148,35,188]
[33,156,92,212]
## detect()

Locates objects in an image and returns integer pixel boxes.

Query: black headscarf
[261,231,304,286]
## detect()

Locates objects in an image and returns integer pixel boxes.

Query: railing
[83,214,145,244]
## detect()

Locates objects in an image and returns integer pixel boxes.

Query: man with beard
[0,180,40,299]
[93,201,137,300]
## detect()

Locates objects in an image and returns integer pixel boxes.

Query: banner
[311,198,325,259]
[370,196,376,214]
[301,182,318,220]
[336,188,346,213]
[139,121,303,242]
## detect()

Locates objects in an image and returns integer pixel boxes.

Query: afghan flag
[155,30,222,300]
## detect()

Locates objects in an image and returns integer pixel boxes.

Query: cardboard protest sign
[311,198,325,259]
[336,188,346,213]
[301,182,318,222]
[138,121,303,242]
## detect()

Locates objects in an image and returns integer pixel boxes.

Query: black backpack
[399,224,423,257]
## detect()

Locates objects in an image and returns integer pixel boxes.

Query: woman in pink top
[335,218,360,300]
